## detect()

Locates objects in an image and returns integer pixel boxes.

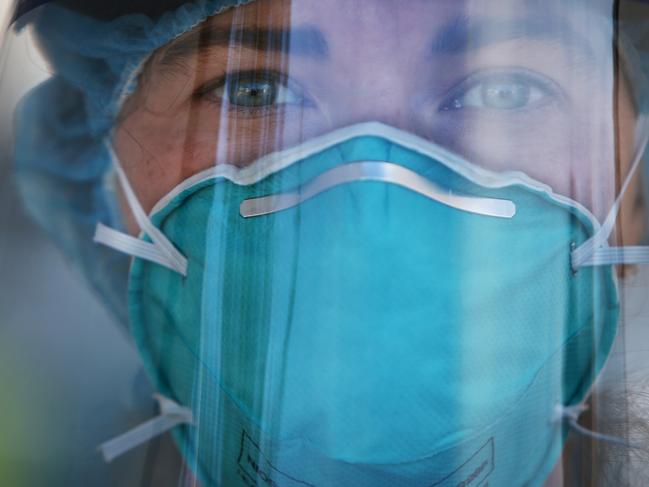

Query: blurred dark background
[0,12,179,487]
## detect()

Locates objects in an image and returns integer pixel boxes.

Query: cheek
[432,104,620,219]
[113,109,198,214]
[433,111,573,187]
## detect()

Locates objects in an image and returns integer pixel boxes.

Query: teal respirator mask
[95,118,649,486]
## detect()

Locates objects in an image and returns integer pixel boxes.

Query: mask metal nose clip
[240,161,517,219]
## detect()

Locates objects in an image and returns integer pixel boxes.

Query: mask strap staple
[554,404,646,451]
[98,394,193,463]
[572,113,649,269]
[93,142,188,275]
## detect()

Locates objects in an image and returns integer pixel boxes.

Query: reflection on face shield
[10,0,649,486]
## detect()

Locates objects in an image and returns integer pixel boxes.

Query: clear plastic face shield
[2,0,649,486]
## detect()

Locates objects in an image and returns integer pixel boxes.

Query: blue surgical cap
[13,1,255,325]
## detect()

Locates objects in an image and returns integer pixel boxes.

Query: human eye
[439,69,561,112]
[197,70,304,109]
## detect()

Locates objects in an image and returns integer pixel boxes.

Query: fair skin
[113,0,645,484]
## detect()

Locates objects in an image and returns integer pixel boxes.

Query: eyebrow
[162,14,600,66]
[433,15,597,60]
[162,24,329,64]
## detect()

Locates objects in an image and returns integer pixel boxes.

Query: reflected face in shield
[115,0,643,236]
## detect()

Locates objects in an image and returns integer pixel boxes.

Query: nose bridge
[286,1,445,132]
[326,58,416,130]
[316,16,421,131]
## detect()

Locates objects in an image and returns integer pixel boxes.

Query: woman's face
[108,3,646,485]
[114,0,644,241]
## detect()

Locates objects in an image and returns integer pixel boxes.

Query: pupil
[230,80,275,107]
[482,81,530,109]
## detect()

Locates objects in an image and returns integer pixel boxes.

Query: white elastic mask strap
[573,113,649,268]
[99,394,193,463]
[554,403,646,451]
[93,143,188,275]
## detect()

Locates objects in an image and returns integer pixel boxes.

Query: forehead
[175,0,616,67]
[167,0,615,74]
[205,0,614,37]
